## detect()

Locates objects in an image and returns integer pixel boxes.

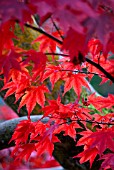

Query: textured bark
[0,116,102,170]
[53,133,87,170]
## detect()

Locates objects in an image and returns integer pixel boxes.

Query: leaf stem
[51,17,64,40]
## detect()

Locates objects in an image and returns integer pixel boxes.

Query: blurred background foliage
[90,75,114,97]
[14,23,40,50]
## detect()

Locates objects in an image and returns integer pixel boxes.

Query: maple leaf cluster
[0,0,114,169]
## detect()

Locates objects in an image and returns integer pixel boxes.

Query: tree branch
[25,23,63,45]
[0,115,48,150]
[86,58,114,83]
[1,114,113,151]
[25,23,114,83]
[60,69,106,78]
[51,17,64,40]
[0,116,87,170]
[45,52,68,56]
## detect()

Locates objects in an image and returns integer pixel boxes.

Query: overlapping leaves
[1,1,114,170]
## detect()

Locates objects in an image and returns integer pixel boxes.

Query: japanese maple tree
[0,0,114,170]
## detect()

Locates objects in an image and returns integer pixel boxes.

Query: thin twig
[60,69,106,77]
[24,23,114,83]
[86,58,114,83]
[45,52,68,56]
[78,119,114,126]
[59,118,114,126]
[51,17,64,40]
[25,23,63,45]
[48,115,114,126]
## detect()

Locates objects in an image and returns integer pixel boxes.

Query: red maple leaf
[42,64,65,89]
[100,153,114,170]
[2,81,17,99]
[88,38,103,57]
[23,50,47,81]
[1,1,114,169]
[81,2,114,51]
[0,0,35,24]
[18,85,49,118]
[32,31,62,52]
[76,130,94,147]
[32,0,95,33]
[0,20,16,55]
[86,51,114,82]
[33,123,59,156]
[74,147,98,167]
[41,124,59,142]
[75,147,98,168]
[10,119,35,145]
[0,50,21,80]
[63,72,90,97]
[62,28,87,63]
[1,68,30,102]
[30,122,47,140]
[55,122,80,140]
[92,113,114,128]
[36,135,58,156]
[95,12,114,47]
[12,143,36,161]
[76,127,114,166]
[75,130,98,167]
[42,99,60,117]
[88,128,114,155]
[42,96,75,119]
[88,93,114,110]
